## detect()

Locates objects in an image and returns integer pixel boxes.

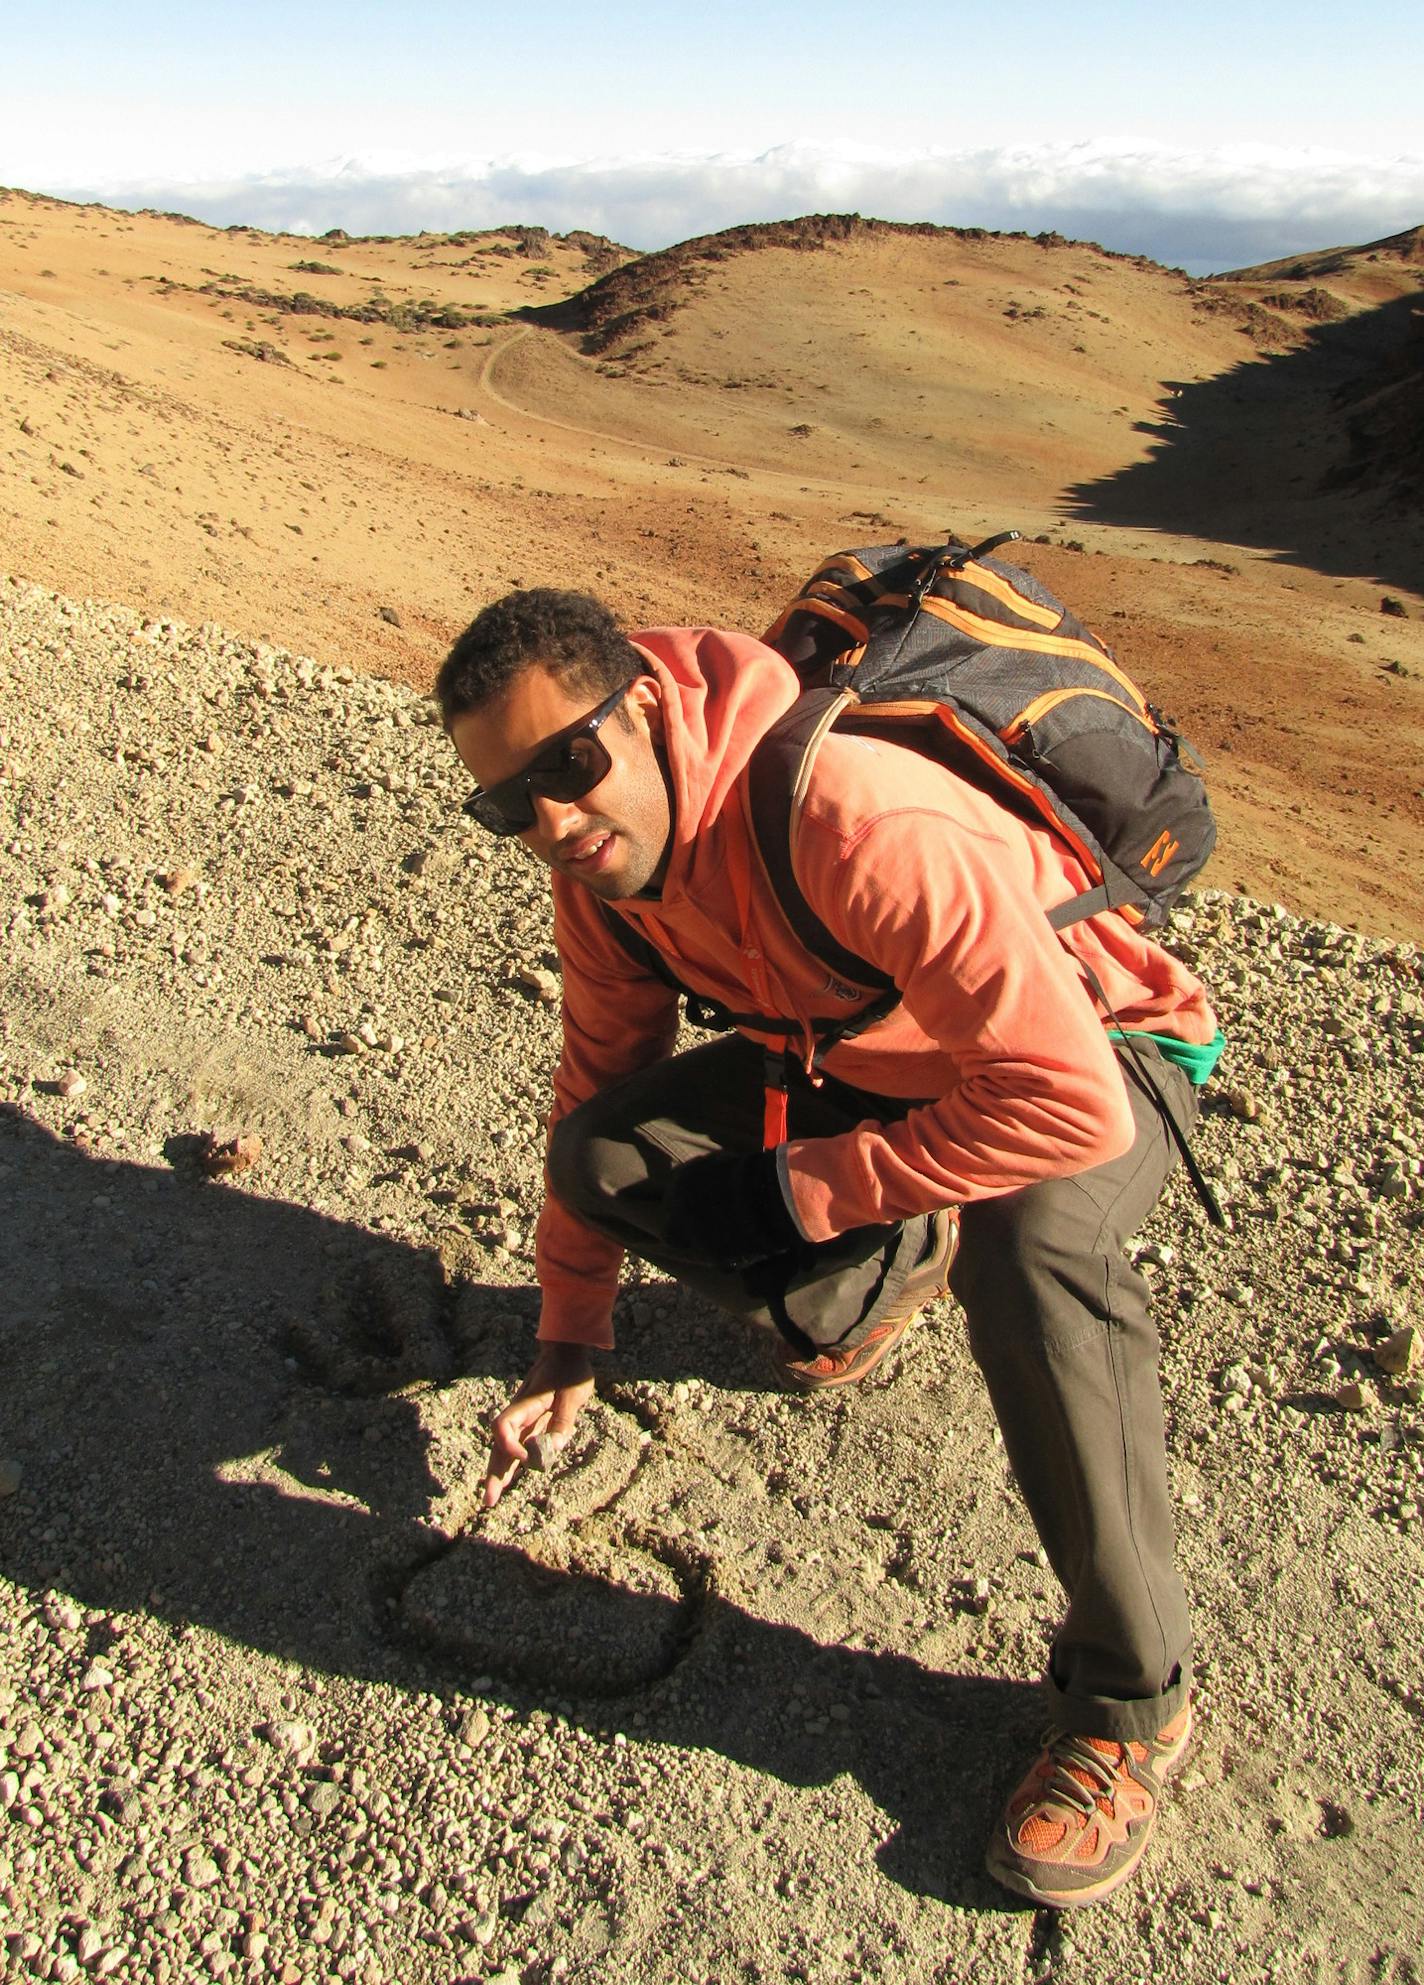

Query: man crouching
[437,586,1217,1908]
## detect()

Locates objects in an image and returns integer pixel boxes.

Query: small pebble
[517,965,561,1005]
[459,1707,491,1746]
[182,1849,220,1889]
[13,1720,44,1759]
[264,1718,315,1757]
[1374,1326,1417,1377]
[198,1129,262,1177]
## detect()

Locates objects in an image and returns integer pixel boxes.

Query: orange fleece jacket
[535,628,1217,1348]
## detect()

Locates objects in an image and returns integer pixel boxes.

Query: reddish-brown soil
[2,190,1421,936]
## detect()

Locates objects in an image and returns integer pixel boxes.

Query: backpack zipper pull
[907,529,1023,613]
[943,528,1022,573]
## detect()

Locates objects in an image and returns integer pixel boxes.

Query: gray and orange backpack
[751,530,1214,949]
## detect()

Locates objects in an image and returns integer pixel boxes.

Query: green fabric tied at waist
[1107,1025,1226,1086]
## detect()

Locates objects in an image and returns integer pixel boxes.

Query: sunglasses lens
[532,732,610,804]
[462,678,633,836]
[465,787,531,835]
[465,729,612,835]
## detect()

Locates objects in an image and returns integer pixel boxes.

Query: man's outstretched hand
[483,1341,595,1509]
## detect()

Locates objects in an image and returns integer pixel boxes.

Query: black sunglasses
[462,678,639,836]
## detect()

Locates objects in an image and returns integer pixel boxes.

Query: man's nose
[525,792,585,847]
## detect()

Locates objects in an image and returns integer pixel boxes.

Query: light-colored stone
[1374,1326,1418,1377]
[527,1431,558,1472]
[517,965,560,1005]
[458,1707,491,1746]
[263,1718,316,1758]
[182,1848,221,1889]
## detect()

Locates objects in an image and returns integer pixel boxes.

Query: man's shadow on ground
[0,1105,1035,1908]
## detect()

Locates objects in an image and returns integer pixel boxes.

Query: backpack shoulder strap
[744,686,895,996]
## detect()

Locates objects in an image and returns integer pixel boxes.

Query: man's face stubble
[449,665,673,900]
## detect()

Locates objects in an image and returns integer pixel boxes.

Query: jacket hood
[629,627,802,899]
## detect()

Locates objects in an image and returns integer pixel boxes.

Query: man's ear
[627,673,664,745]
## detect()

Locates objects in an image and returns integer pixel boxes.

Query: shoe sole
[775,1306,920,1391]
[985,1701,1194,1910]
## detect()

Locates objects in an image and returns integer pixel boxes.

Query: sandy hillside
[1,576,1421,1985]
[2,193,1422,938]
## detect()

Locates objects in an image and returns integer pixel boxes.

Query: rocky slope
[1,573,1422,1983]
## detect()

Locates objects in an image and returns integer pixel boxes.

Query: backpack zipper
[1000,685,1159,746]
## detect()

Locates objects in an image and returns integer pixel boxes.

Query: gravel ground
[1,570,1422,1985]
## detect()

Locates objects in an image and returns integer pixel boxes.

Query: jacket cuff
[535,1284,617,1350]
[536,1313,616,1351]
[774,1143,817,1242]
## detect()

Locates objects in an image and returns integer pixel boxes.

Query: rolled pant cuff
[1040,1658,1193,1743]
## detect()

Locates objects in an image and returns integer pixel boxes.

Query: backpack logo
[1140,829,1180,877]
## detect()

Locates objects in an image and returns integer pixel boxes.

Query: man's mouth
[559,830,615,872]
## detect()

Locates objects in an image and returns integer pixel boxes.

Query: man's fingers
[482,1435,527,1507]
[482,1400,555,1508]
[482,1376,594,1506]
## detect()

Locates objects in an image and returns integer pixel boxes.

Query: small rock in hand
[527,1431,559,1473]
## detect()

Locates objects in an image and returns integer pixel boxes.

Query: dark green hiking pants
[548,1034,1194,1742]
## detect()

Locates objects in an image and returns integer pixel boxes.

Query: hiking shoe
[985,1700,1192,1908]
[775,1210,957,1390]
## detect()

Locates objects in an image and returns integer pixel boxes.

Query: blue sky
[4,0,1422,270]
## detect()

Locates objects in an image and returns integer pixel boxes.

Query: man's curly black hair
[435,588,642,727]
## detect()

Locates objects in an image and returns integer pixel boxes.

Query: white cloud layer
[53,139,1424,273]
